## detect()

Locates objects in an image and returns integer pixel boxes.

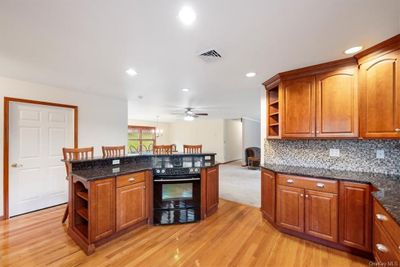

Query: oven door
[153,175,201,225]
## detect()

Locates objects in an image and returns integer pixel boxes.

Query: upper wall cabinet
[264,58,358,139]
[316,68,358,138]
[282,76,316,138]
[356,36,400,139]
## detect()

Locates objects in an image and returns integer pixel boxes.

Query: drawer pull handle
[376,214,388,221]
[316,183,325,188]
[376,244,389,253]
[128,178,136,182]
[287,179,294,184]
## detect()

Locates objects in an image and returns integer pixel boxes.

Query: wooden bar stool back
[102,146,126,157]
[153,145,173,154]
[61,147,94,223]
[183,145,202,154]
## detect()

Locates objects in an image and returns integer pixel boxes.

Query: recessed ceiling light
[344,46,363,55]
[126,68,137,76]
[182,88,190,92]
[178,6,196,26]
[246,72,256,78]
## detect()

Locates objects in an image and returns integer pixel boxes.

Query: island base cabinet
[305,190,338,242]
[116,182,147,231]
[89,178,116,242]
[205,166,219,217]
[339,182,372,252]
[276,185,304,232]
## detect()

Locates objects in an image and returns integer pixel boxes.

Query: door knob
[11,163,23,168]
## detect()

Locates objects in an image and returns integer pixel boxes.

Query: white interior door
[9,102,74,217]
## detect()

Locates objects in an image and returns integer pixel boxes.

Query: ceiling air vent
[198,49,222,62]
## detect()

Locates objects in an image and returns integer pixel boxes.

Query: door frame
[3,97,78,220]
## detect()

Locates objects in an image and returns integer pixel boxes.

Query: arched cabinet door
[359,50,400,138]
[315,68,359,138]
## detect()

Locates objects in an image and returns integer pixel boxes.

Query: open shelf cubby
[74,181,89,239]
[267,86,280,138]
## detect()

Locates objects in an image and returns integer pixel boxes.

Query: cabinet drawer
[117,172,145,188]
[277,174,338,193]
[374,199,400,251]
[374,221,400,263]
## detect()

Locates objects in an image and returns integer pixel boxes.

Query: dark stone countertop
[261,163,400,226]
[64,152,217,163]
[72,162,219,181]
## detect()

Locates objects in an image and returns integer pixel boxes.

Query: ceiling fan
[172,107,208,121]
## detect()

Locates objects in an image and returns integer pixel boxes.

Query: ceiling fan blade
[194,113,208,116]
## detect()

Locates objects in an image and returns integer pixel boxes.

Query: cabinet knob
[300,194,304,197]
[316,131,320,134]
[287,179,294,184]
[376,244,389,253]
[395,128,400,133]
[128,178,136,182]
[316,183,325,188]
[376,214,388,221]
[305,195,309,198]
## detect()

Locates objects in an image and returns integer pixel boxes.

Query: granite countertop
[64,152,217,163]
[261,163,400,225]
[72,162,220,181]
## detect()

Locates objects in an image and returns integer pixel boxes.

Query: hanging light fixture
[152,116,164,138]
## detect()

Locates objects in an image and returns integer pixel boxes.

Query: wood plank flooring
[0,199,369,267]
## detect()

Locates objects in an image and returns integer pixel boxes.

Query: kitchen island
[65,153,219,255]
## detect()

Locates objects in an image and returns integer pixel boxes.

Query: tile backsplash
[264,139,400,175]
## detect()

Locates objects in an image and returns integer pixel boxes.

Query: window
[128,126,156,153]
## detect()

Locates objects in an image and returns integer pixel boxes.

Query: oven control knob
[190,168,194,173]
[156,169,160,174]
[161,169,166,174]
[194,168,199,172]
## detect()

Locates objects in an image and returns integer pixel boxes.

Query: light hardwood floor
[0,199,369,267]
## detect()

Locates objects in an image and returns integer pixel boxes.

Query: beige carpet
[219,161,261,207]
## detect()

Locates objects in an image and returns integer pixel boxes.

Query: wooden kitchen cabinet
[261,169,275,223]
[305,190,338,242]
[339,182,372,252]
[116,182,147,231]
[276,185,305,232]
[206,166,219,216]
[316,68,358,138]
[359,49,400,138]
[89,178,116,242]
[281,76,316,138]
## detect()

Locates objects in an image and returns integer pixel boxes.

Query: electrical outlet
[112,159,120,165]
[376,150,385,159]
[329,149,340,157]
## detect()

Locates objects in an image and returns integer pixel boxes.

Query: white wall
[168,119,225,163]
[0,76,128,217]
[242,117,261,164]
[224,119,242,162]
[128,119,170,145]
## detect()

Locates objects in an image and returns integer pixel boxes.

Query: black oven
[153,173,201,225]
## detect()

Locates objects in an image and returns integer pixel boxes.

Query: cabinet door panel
[206,166,219,215]
[339,182,372,252]
[261,170,275,223]
[360,50,400,138]
[116,182,147,231]
[316,68,358,137]
[89,178,115,241]
[305,190,338,242]
[282,76,315,138]
[276,185,304,232]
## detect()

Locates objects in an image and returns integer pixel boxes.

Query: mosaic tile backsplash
[264,139,400,175]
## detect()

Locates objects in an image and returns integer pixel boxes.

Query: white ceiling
[0,0,399,122]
